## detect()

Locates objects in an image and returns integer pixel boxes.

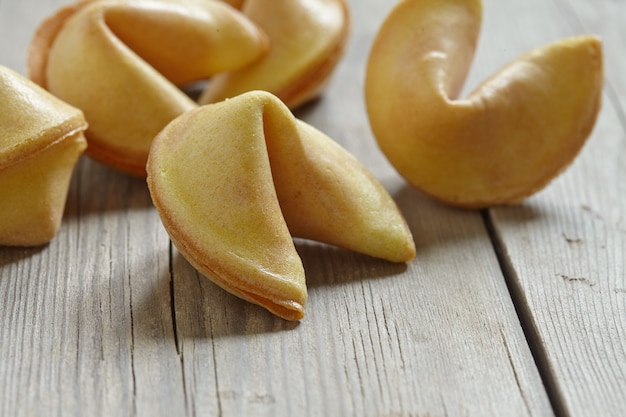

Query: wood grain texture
[479,0,626,416]
[0,0,623,416]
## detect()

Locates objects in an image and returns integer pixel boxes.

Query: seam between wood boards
[481,210,568,417]
[128,271,138,417]
[482,3,626,416]
[169,242,181,355]
[207,304,223,417]
[168,241,191,417]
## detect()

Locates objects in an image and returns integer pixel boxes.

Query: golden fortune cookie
[147,91,415,320]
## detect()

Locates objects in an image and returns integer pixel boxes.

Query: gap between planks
[482,210,568,417]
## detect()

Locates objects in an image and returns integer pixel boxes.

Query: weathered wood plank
[0,158,184,417]
[483,0,626,416]
[172,1,553,416]
[173,196,553,416]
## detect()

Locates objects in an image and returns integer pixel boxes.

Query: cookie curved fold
[29,0,267,176]
[365,0,603,208]
[199,0,350,109]
[0,65,87,246]
[147,91,415,320]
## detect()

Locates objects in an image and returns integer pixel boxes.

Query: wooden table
[1,0,624,416]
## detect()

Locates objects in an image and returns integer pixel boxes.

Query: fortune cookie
[0,65,87,246]
[200,0,350,109]
[365,0,603,208]
[29,0,267,176]
[147,91,415,320]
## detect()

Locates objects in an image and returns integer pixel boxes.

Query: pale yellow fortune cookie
[365,0,603,208]
[147,91,415,320]
[29,0,267,176]
[200,0,351,109]
[0,65,87,246]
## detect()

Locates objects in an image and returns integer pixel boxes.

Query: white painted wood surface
[0,0,623,416]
